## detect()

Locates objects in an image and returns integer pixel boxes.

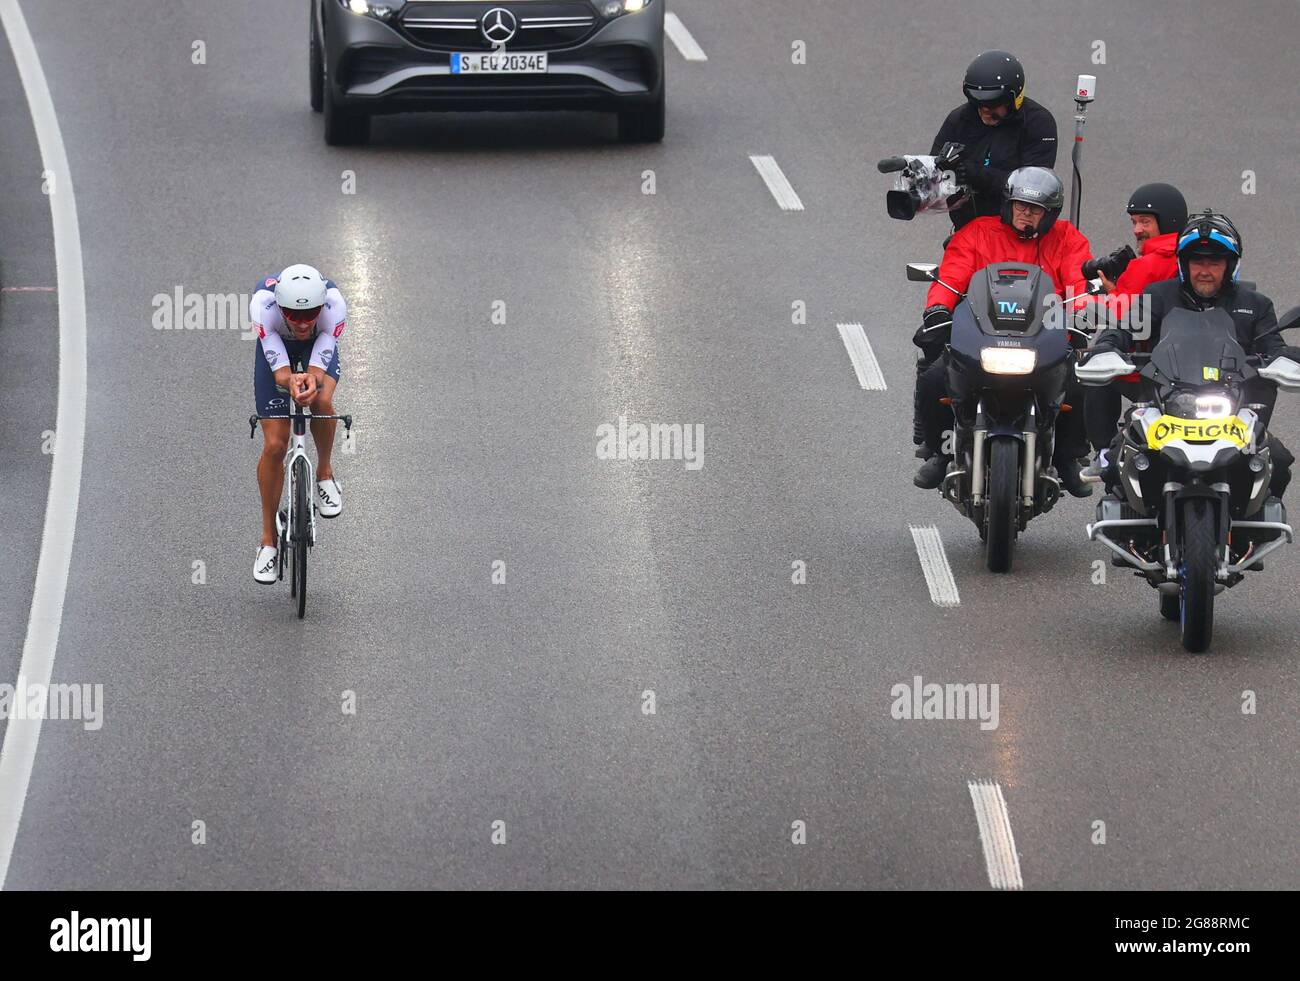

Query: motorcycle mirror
[1277,305,1300,332]
[1076,350,1137,386]
[1258,356,1300,391]
[906,263,939,282]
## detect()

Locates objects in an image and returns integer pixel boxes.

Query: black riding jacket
[930,98,1058,229]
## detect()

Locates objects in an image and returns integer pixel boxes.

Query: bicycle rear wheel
[293,457,309,619]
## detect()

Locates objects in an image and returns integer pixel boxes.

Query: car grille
[399,2,599,51]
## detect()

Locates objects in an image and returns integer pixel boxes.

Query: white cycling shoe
[254,545,279,585]
[317,478,343,518]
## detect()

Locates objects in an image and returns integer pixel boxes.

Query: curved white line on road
[0,0,88,889]
[968,779,1023,889]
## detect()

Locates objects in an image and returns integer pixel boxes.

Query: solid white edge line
[836,322,887,391]
[967,780,1024,890]
[749,154,804,211]
[664,12,707,61]
[908,524,960,607]
[0,0,88,889]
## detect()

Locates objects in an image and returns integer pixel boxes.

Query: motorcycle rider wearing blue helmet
[1091,211,1299,496]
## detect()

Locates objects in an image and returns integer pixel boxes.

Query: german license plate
[451,52,548,74]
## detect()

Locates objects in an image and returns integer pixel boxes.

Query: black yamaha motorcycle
[908,261,1089,572]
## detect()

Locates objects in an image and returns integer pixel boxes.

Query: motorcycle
[1077,307,1300,652]
[907,260,1091,572]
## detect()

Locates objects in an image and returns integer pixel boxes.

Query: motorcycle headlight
[980,347,1036,375]
[1165,390,1236,420]
[1195,394,1233,418]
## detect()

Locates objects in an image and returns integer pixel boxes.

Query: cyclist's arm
[305,288,346,383]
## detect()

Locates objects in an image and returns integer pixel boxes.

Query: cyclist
[250,264,346,584]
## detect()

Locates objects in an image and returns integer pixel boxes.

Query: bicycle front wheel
[293,457,309,619]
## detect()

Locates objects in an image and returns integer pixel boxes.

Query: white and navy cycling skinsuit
[250,275,346,416]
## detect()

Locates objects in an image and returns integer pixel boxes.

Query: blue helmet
[1177,211,1242,288]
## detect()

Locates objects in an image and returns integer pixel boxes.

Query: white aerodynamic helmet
[274,264,328,317]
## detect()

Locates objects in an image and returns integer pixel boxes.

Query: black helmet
[963,51,1026,113]
[1126,183,1188,236]
[1176,210,1242,289]
[1001,167,1064,239]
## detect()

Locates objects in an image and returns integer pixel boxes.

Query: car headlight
[599,0,653,19]
[341,0,393,20]
[980,347,1036,375]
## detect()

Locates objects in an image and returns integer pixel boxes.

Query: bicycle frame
[285,403,317,550]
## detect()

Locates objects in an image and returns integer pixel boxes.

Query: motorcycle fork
[1162,484,1180,579]
[1021,403,1038,508]
[970,402,987,506]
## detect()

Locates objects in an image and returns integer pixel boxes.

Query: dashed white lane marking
[909,525,960,607]
[967,779,1024,890]
[836,322,886,390]
[0,0,89,889]
[749,154,804,211]
[2,286,56,292]
[664,12,707,61]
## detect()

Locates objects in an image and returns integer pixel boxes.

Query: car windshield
[1149,308,1249,390]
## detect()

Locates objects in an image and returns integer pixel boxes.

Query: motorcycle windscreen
[1149,308,1250,387]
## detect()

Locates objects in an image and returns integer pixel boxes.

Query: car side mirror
[906,263,939,282]
[1258,356,1300,391]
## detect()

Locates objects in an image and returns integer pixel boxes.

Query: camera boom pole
[1069,74,1096,229]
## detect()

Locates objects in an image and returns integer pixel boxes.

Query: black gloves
[1273,345,1300,364]
[936,141,966,169]
[913,304,954,358]
[956,159,993,193]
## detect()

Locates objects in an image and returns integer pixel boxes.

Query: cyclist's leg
[309,347,341,482]
[254,344,292,547]
[258,421,290,546]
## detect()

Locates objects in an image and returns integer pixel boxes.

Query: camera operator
[931,51,1059,232]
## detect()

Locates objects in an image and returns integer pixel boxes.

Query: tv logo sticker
[997,301,1025,315]
[50,911,151,962]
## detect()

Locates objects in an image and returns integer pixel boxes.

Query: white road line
[749,155,804,211]
[836,322,886,390]
[0,0,88,889]
[909,525,960,607]
[967,779,1024,890]
[2,286,56,293]
[664,12,707,61]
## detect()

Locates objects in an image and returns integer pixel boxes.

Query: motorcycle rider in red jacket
[1082,183,1187,462]
[914,167,1096,496]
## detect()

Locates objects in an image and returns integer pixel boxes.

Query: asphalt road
[1,0,1297,889]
